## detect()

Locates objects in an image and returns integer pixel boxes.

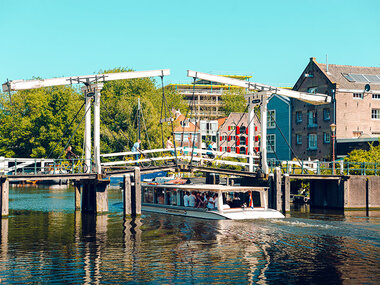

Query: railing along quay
[268,160,379,176]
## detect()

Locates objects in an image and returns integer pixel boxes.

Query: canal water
[1,185,379,284]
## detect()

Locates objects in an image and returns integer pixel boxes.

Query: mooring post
[275,167,282,212]
[134,167,141,215]
[284,174,290,213]
[0,177,9,217]
[74,180,81,210]
[123,174,132,217]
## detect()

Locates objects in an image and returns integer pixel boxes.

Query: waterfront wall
[269,171,380,213]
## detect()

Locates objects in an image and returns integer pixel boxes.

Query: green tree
[0,68,186,159]
[344,142,380,163]
[220,89,247,116]
[0,85,83,158]
[97,67,186,153]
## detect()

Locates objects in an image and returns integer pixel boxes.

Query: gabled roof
[295,57,380,91]
[173,114,199,133]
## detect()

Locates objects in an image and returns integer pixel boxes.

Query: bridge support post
[283,174,290,213]
[134,167,142,215]
[274,167,283,212]
[123,174,132,217]
[74,180,81,210]
[81,179,109,214]
[0,177,9,216]
[123,167,141,217]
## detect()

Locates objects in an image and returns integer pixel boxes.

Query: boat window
[166,190,178,206]
[144,187,154,203]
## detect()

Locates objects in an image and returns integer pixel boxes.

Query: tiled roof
[173,114,199,133]
[313,59,380,90]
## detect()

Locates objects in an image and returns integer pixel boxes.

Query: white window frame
[267,110,276,129]
[372,94,380,100]
[267,134,275,153]
[353,93,363,99]
[308,134,317,150]
[372,109,380,120]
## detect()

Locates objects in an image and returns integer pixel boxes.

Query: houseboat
[142,184,285,220]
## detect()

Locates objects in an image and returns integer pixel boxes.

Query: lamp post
[330,123,336,175]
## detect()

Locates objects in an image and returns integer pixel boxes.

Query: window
[296,134,302,145]
[323,108,330,121]
[267,110,275,128]
[308,111,318,127]
[372,109,380,119]
[180,120,189,128]
[296,111,302,123]
[308,134,317,150]
[372,94,380,100]
[308,87,317,94]
[353,93,363,99]
[267,134,275,153]
[323,132,330,144]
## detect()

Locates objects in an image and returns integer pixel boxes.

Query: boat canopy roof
[142,183,268,193]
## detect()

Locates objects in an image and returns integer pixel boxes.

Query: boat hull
[142,204,285,220]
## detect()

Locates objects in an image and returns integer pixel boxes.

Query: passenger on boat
[206,194,215,210]
[213,193,218,209]
[230,193,242,208]
[183,192,190,207]
[189,192,196,207]
[195,192,204,208]
[158,193,164,204]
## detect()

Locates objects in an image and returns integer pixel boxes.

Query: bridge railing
[268,160,379,176]
[100,147,260,170]
[0,157,92,175]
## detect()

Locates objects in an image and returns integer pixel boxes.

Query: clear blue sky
[1,0,379,88]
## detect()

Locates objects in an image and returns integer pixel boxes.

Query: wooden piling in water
[0,177,9,216]
[274,167,282,212]
[74,180,81,211]
[283,174,290,213]
[134,167,142,216]
[123,174,132,217]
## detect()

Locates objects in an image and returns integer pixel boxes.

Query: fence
[0,157,92,175]
[268,160,379,176]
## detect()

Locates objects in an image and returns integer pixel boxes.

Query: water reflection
[0,186,378,284]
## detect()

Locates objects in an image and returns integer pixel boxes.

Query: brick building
[292,57,380,160]
[218,112,261,154]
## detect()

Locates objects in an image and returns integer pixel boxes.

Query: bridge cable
[47,100,86,159]
[208,105,249,165]
[268,111,306,173]
[58,98,94,159]
[99,97,156,166]
[160,75,179,168]
[189,77,199,169]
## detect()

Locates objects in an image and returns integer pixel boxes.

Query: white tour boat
[141,184,285,220]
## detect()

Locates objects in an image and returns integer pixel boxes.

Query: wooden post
[74,180,81,210]
[123,174,132,217]
[275,167,282,211]
[134,167,141,215]
[284,174,290,213]
[0,177,9,216]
